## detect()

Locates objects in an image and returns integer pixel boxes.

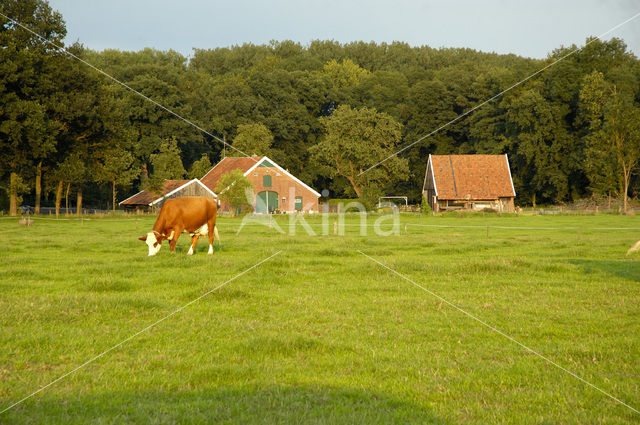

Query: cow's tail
[626,240,640,256]
[214,224,221,242]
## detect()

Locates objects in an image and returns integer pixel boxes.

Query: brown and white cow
[139,197,219,256]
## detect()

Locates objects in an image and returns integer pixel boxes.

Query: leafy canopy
[188,154,212,179]
[232,123,274,157]
[311,105,408,198]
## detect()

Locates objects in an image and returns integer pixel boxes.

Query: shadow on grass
[4,385,447,425]
[569,259,640,282]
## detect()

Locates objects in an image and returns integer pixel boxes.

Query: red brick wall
[247,166,318,212]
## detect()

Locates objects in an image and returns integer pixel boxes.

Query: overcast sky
[48,0,640,60]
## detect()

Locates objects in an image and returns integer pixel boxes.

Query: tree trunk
[622,163,630,214]
[140,163,149,191]
[77,186,83,216]
[35,161,42,214]
[9,172,18,216]
[346,176,361,197]
[55,180,63,219]
[623,178,629,214]
[65,183,70,216]
[532,193,536,209]
[112,180,116,214]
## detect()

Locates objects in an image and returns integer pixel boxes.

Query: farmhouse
[200,156,320,213]
[119,179,217,211]
[423,154,516,213]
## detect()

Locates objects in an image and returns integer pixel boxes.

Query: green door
[256,191,279,213]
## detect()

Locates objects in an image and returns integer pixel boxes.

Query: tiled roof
[119,180,190,206]
[430,155,515,200]
[200,156,263,192]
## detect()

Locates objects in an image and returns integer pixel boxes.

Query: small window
[263,175,272,187]
[295,196,303,211]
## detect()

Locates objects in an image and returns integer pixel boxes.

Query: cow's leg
[188,235,198,256]
[208,218,216,255]
[169,225,183,253]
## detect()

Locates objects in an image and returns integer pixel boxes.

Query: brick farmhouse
[201,156,320,213]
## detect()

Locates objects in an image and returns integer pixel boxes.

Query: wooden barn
[119,179,217,212]
[200,156,320,213]
[423,154,516,213]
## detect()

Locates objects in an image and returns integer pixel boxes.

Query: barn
[119,179,217,212]
[423,154,516,213]
[200,156,320,213]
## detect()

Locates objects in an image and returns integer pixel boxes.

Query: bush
[327,198,357,205]
[421,196,432,215]
[358,185,382,211]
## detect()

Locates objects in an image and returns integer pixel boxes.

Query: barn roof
[200,156,263,191]
[201,156,321,197]
[429,154,515,200]
[119,179,216,206]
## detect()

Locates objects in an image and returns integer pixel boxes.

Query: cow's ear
[139,235,147,241]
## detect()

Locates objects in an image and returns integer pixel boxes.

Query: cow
[139,197,219,256]
[627,240,640,256]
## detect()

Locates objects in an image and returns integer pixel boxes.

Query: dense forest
[2,0,640,214]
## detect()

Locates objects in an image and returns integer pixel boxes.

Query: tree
[580,71,640,213]
[87,48,195,190]
[94,147,138,213]
[0,0,66,215]
[244,66,314,173]
[215,169,254,216]
[232,123,274,157]
[2,174,28,215]
[323,58,370,89]
[47,43,113,216]
[147,138,186,192]
[188,153,212,179]
[504,85,577,205]
[353,70,409,120]
[53,153,86,216]
[310,105,408,199]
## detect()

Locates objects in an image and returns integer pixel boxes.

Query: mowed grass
[0,213,639,424]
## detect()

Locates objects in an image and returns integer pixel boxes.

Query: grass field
[0,212,639,424]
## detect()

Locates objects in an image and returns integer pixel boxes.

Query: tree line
[2,0,640,215]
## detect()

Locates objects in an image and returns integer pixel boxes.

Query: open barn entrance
[256,191,279,213]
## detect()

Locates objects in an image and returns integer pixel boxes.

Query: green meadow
[0,213,638,424]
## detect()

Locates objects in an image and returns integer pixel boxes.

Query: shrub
[421,196,432,215]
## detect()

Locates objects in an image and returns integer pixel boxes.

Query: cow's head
[139,231,163,256]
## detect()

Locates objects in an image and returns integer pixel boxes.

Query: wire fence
[2,215,640,233]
